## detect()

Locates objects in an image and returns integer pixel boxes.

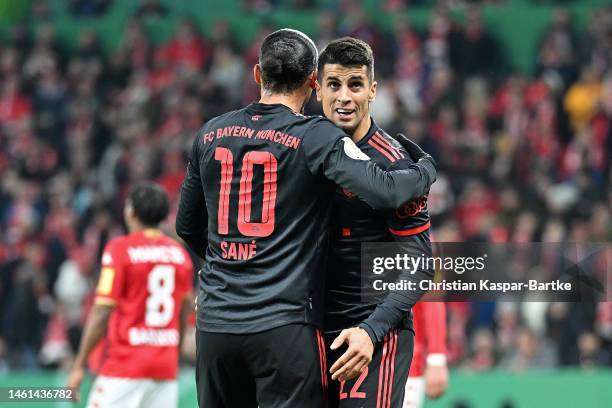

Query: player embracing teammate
[316,37,437,408]
[176,28,437,408]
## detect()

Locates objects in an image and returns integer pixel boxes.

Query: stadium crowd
[0,0,611,373]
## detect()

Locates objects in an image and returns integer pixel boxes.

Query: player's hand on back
[329,327,374,382]
[394,133,437,168]
[66,366,85,403]
[424,363,449,399]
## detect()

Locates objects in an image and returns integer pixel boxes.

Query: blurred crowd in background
[0,0,610,373]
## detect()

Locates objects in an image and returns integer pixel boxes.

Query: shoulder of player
[306,115,338,127]
[193,108,246,140]
[104,235,128,250]
[304,115,345,138]
[101,235,128,264]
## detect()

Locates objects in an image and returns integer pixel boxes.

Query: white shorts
[86,375,178,408]
[403,376,425,408]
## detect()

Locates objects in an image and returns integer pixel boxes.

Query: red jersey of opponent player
[409,302,447,377]
[92,229,193,380]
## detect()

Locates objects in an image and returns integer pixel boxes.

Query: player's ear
[308,71,317,90]
[368,80,377,103]
[253,64,262,85]
[315,79,322,102]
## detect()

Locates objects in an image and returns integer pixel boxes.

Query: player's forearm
[176,162,208,258]
[73,305,112,368]
[368,158,436,209]
[423,302,447,354]
[324,142,436,210]
[359,250,434,344]
[178,296,192,351]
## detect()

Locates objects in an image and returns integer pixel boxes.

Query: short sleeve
[94,239,126,306]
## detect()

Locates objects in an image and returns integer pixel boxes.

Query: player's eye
[328,82,340,90]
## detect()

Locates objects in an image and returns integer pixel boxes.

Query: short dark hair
[318,37,374,82]
[127,182,170,227]
[259,28,318,93]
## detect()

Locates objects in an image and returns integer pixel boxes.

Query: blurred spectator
[69,0,111,16]
[53,247,93,352]
[29,0,53,21]
[243,0,275,14]
[158,19,211,73]
[0,76,31,125]
[210,20,238,52]
[209,45,245,106]
[135,0,168,19]
[456,6,503,77]
[577,331,610,369]
[464,328,497,372]
[501,327,556,372]
[340,2,393,77]
[539,9,578,74]
[3,243,53,369]
[579,8,612,77]
[118,18,153,70]
[315,12,339,51]
[564,66,602,131]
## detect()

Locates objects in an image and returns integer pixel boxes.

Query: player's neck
[128,221,160,235]
[351,115,372,144]
[259,93,305,114]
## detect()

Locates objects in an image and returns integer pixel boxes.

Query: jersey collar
[247,102,296,115]
[356,117,380,147]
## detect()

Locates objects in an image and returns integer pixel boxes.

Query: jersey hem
[96,372,178,381]
[197,313,321,334]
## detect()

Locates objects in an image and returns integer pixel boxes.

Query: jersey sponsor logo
[97,267,115,295]
[251,115,262,121]
[128,327,179,346]
[395,194,428,219]
[126,246,186,265]
[220,240,257,260]
[341,187,355,198]
[342,137,370,161]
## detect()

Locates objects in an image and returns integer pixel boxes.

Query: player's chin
[332,119,356,133]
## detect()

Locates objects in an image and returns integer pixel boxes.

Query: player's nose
[337,86,351,104]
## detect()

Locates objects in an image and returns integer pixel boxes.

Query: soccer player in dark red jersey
[176,28,437,408]
[67,182,194,408]
[317,37,435,408]
[404,302,449,408]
